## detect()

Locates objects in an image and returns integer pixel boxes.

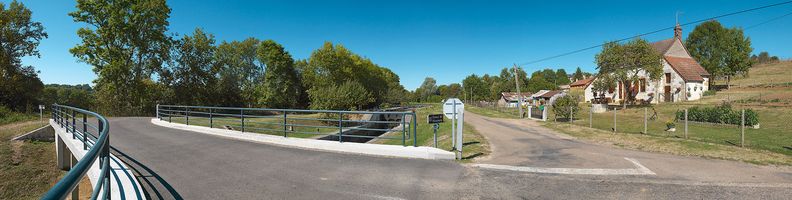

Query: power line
[516,0,792,67]
[745,10,792,30]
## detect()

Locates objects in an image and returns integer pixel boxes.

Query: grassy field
[0,120,63,199]
[375,104,491,162]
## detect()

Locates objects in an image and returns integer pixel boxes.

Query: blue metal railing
[157,105,419,146]
[43,104,111,200]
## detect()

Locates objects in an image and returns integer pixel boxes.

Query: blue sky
[10,0,792,90]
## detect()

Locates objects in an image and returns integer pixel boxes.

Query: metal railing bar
[158,105,414,115]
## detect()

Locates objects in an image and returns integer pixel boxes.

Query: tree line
[414,66,582,103]
[1,0,408,116]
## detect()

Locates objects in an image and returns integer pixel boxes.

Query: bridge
[44,104,792,199]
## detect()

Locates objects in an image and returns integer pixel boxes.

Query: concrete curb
[11,124,53,141]
[150,118,456,160]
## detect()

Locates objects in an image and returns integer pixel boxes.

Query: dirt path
[465,111,792,184]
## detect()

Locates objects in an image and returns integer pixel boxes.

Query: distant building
[586,23,710,104]
[569,77,595,102]
[497,92,531,107]
[530,90,565,105]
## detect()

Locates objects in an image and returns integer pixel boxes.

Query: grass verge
[545,122,792,166]
[0,120,63,199]
[376,104,490,162]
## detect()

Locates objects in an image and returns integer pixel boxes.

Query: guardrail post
[240,109,245,133]
[338,113,343,142]
[156,104,160,120]
[83,113,87,150]
[401,114,406,146]
[283,112,287,137]
[413,112,417,147]
[209,108,213,128]
[186,107,190,125]
[71,109,76,138]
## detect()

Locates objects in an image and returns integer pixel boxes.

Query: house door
[664,86,671,102]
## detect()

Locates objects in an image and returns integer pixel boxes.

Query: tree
[257,40,302,108]
[750,51,780,65]
[308,81,373,111]
[686,20,753,89]
[462,74,489,102]
[70,0,172,115]
[39,84,94,110]
[0,0,46,112]
[416,77,438,102]
[572,67,585,81]
[215,38,264,107]
[555,69,571,85]
[525,70,558,92]
[552,95,580,121]
[169,28,218,106]
[595,38,663,107]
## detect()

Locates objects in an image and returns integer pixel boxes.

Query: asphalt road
[108,117,792,199]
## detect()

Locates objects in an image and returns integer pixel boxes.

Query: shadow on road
[111,146,183,200]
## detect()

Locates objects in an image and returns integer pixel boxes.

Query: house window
[640,78,646,92]
[665,73,671,84]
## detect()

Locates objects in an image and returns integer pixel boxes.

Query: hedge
[675,103,759,126]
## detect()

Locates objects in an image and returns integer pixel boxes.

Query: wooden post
[684,109,688,139]
[741,109,745,148]
[643,107,647,134]
[589,107,592,128]
[612,107,616,133]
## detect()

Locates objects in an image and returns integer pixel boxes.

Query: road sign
[427,114,444,124]
[443,98,464,119]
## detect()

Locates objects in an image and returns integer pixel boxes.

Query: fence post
[612,107,616,133]
[282,111,288,137]
[338,113,343,142]
[209,108,213,128]
[684,109,688,139]
[569,107,573,123]
[240,109,245,133]
[71,109,76,138]
[741,109,745,148]
[82,113,87,150]
[156,104,160,120]
[589,106,592,128]
[186,107,190,125]
[643,107,647,134]
[413,112,417,147]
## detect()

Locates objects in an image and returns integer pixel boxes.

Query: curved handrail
[42,104,111,200]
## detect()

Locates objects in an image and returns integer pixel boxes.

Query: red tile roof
[569,77,595,87]
[664,56,709,82]
[539,90,562,98]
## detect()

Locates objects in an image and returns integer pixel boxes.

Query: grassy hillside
[0,121,63,199]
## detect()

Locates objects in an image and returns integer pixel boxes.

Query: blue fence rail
[156,105,419,146]
[44,104,112,200]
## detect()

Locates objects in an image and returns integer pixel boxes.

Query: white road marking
[472,157,656,175]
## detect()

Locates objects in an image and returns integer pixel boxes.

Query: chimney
[674,23,682,39]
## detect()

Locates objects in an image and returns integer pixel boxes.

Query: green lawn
[0,120,63,199]
[376,104,490,161]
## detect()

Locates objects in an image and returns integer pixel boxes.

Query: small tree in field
[552,95,580,121]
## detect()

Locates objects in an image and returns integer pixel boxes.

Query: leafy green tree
[0,0,46,112]
[572,67,585,81]
[257,40,302,108]
[462,74,490,102]
[552,95,580,121]
[40,84,94,109]
[525,70,558,92]
[308,81,373,110]
[595,38,663,107]
[686,20,753,89]
[215,38,264,107]
[70,0,172,115]
[416,77,438,102]
[169,28,218,106]
[555,69,571,85]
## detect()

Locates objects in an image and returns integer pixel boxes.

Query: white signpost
[443,98,464,160]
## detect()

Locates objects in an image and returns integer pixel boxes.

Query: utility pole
[513,64,524,118]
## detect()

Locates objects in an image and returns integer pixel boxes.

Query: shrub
[703,90,716,96]
[552,95,580,120]
[675,103,759,126]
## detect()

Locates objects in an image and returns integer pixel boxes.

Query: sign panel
[443,98,464,119]
[427,114,444,124]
